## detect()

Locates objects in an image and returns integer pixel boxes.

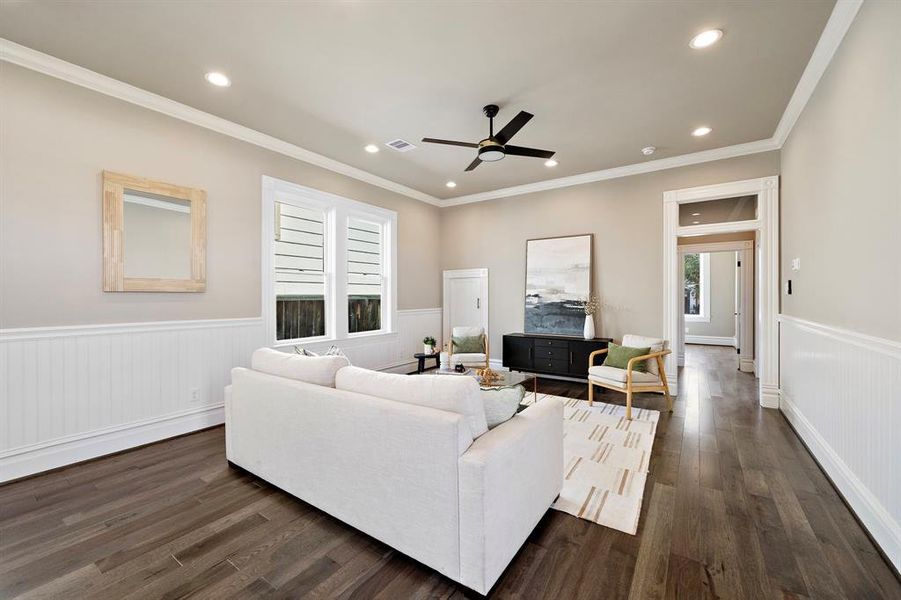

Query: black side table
[414,352,441,374]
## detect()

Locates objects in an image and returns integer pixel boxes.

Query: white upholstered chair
[587,334,673,420]
[444,326,489,369]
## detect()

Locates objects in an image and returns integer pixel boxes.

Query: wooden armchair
[587,335,673,420]
[446,326,489,369]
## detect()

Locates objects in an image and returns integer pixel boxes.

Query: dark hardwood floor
[1,345,898,599]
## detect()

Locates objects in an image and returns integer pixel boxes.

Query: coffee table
[436,368,538,403]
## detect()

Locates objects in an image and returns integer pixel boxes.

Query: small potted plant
[423,336,437,355]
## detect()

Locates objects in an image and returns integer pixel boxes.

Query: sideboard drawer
[534,338,568,349]
[535,346,567,361]
[534,358,569,373]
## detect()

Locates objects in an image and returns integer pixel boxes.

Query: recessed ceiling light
[641,146,656,156]
[446,181,457,188]
[364,144,379,153]
[692,221,701,225]
[204,72,231,87]
[544,159,558,167]
[690,29,723,49]
[692,126,712,137]
[691,212,701,216]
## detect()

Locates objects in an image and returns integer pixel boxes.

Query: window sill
[272,330,398,350]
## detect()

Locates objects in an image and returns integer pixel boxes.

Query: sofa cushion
[251,347,349,388]
[480,386,524,429]
[588,365,660,384]
[621,334,667,376]
[335,366,489,439]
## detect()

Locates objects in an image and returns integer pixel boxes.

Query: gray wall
[0,65,443,328]
[780,0,901,341]
[440,151,780,353]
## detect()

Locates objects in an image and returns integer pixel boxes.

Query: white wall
[778,0,901,570]
[0,308,440,482]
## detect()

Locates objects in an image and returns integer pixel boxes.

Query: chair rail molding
[663,176,780,408]
[778,313,900,570]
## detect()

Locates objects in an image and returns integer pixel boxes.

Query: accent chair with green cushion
[587,334,673,420]
[446,326,489,369]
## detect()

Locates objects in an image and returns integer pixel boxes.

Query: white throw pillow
[335,366,489,440]
[251,347,349,388]
[621,334,667,377]
[480,386,524,429]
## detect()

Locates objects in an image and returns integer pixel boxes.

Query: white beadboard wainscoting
[0,308,441,482]
[779,314,901,570]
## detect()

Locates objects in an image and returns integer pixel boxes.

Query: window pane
[347,217,382,333]
[679,195,757,226]
[275,201,325,339]
[684,253,701,315]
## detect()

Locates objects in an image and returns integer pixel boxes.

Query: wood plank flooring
[1,345,898,598]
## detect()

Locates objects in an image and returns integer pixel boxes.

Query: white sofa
[225,350,563,595]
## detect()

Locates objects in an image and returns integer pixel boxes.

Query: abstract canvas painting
[525,234,592,336]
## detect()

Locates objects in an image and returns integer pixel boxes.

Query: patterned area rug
[521,394,659,535]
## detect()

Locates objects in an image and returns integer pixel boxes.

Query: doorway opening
[678,236,755,375]
[662,176,780,408]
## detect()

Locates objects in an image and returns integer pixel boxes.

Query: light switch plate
[791,258,801,271]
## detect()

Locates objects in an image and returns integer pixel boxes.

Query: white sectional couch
[225,349,563,595]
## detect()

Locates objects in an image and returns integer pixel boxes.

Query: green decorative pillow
[453,335,484,353]
[604,343,651,372]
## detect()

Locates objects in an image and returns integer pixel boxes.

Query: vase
[583,315,595,340]
[423,344,435,355]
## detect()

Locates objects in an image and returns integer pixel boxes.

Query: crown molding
[0,38,442,207]
[772,0,863,146]
[441,138,781,207]
[1,0,860,209]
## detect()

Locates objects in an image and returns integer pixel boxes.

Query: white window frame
[684,252,710,323]
[262,175,397,348]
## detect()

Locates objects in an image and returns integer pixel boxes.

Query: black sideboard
[502,333,612,379]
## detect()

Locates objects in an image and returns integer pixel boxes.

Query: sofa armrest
[458,397,564,594]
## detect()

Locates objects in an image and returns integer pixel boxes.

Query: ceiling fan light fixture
[478,142,505,162]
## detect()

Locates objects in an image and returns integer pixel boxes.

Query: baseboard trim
[780,391,900,571]
[0,404,224,483]
[759,384,780,409]
[684,335,736,347]
[739,357,755,373]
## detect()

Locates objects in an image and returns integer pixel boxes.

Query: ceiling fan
[422,104,555,172]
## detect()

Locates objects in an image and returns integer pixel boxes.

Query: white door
[734,251,742,356]
[443,269,489,344]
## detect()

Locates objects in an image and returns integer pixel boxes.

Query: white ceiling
[0,1,835,200]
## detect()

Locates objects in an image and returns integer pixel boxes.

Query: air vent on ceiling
[385,139,417,152]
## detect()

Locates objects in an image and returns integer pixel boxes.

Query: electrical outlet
[791,257,801,271]
[191,388,200,403]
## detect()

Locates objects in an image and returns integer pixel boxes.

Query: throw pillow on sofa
[604,343,651,372]
[335,366,488,439]
[481,385,524,429]
[251,347,349,387]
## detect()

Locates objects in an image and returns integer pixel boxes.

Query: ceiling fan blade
[493,111,533,145]
[504,145,556,159]
[464,157,482,171]
[421,137,479,148]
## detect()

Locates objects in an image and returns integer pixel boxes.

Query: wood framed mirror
[102,171,206,292]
